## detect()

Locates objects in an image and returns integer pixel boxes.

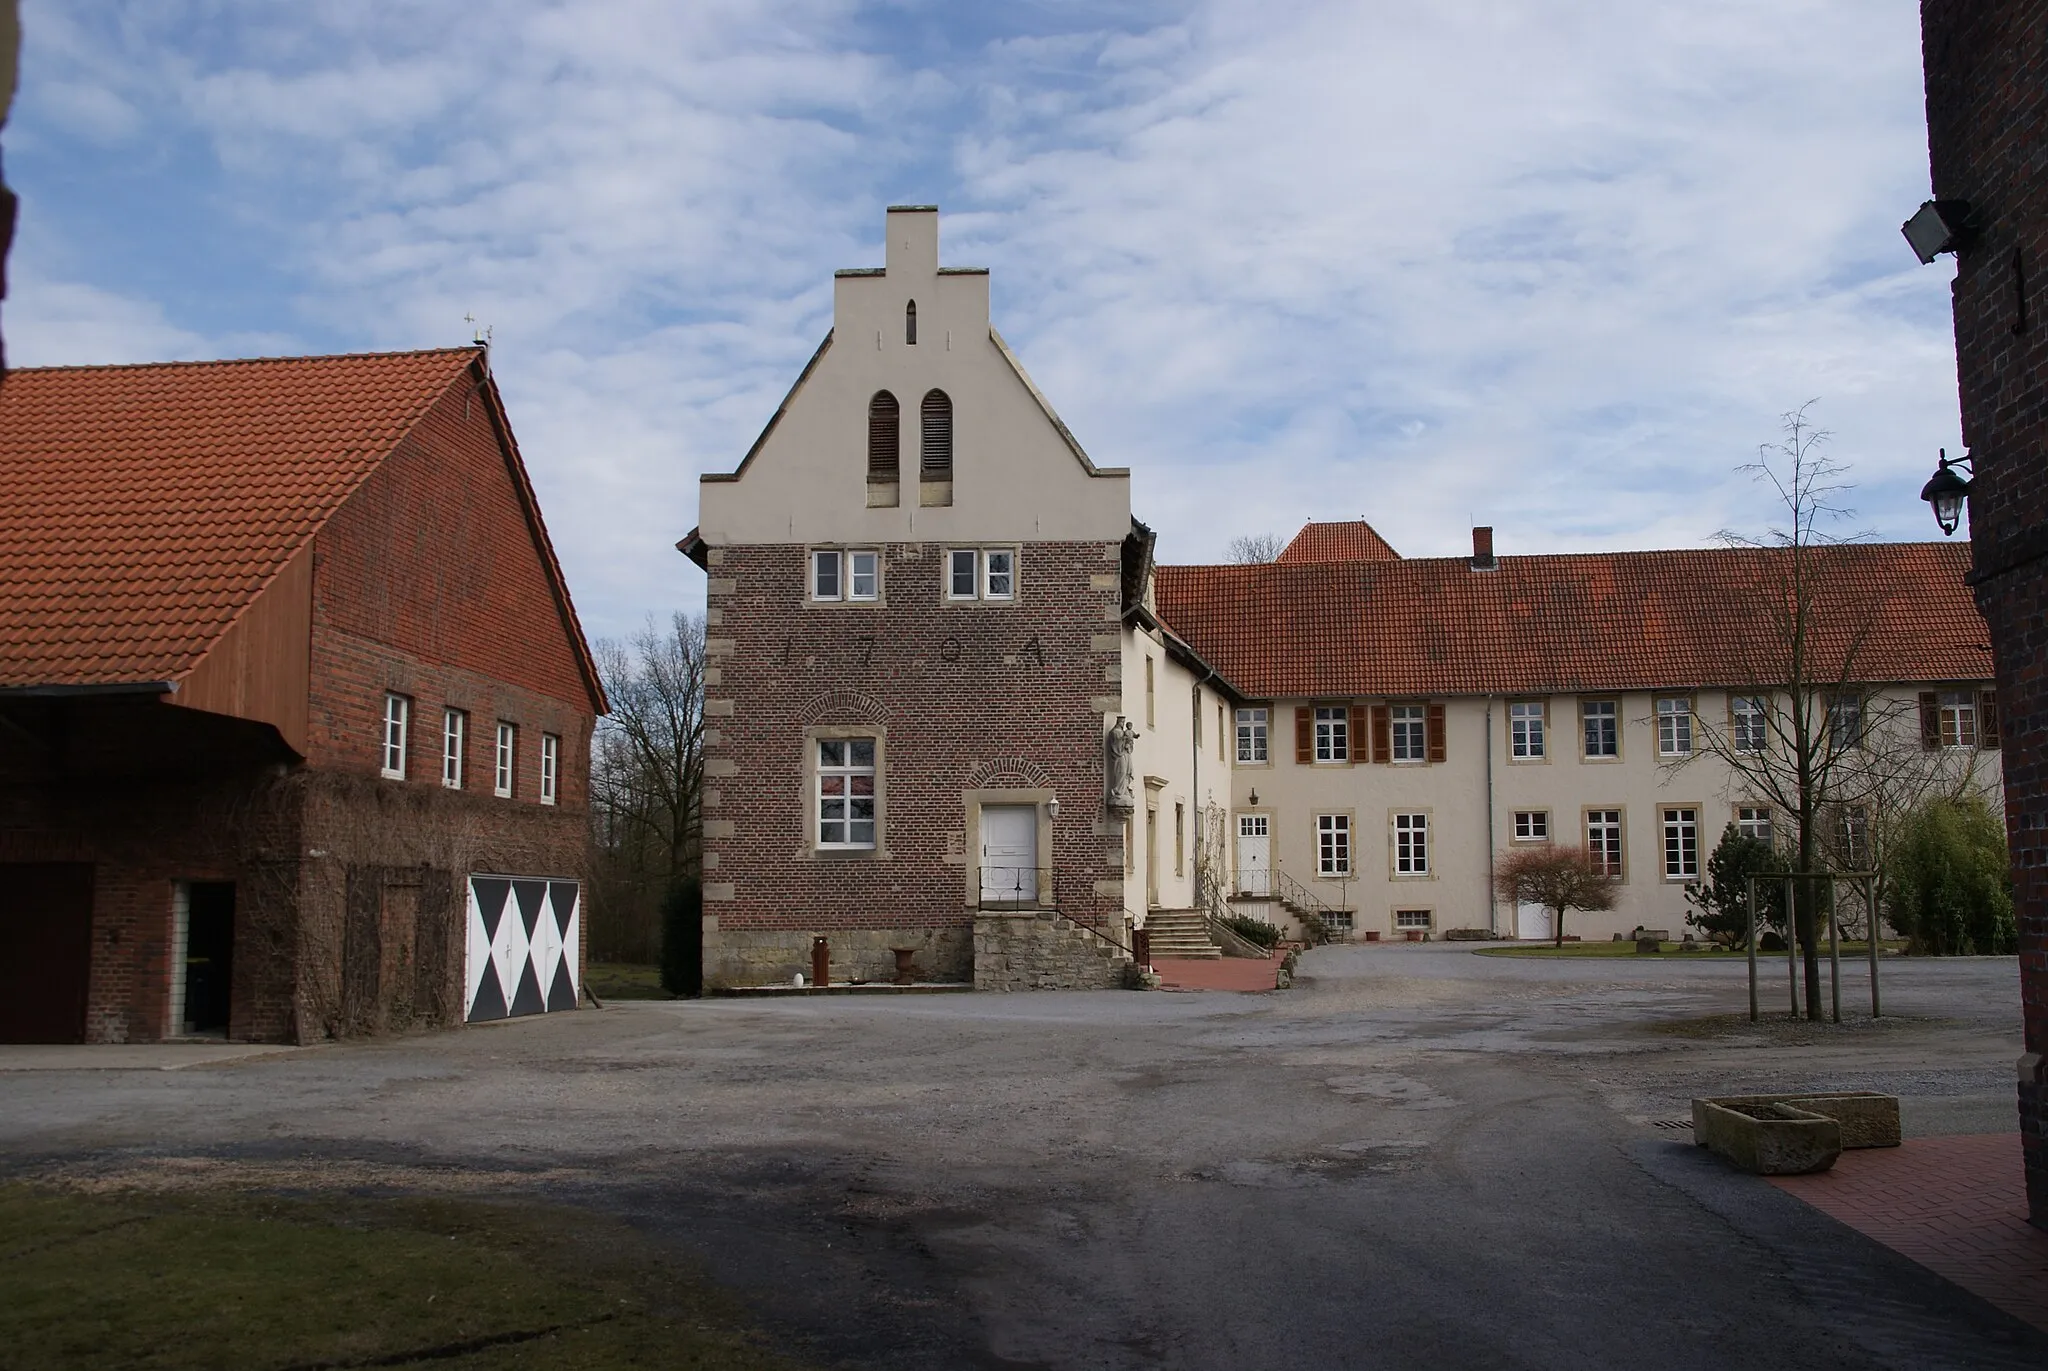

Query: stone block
[1700,1092,1900,1149]
[1692,1098,1841,1175]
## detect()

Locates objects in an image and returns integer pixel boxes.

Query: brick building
[1919,0,2048,1225]
[0,348,604,1043]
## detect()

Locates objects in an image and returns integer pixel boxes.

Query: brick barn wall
[701,540,1126,986]
[1922,0,2048,1223]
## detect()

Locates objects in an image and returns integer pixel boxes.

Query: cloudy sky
[7,1,1958,643]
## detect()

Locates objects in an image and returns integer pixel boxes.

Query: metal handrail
[1271,867,1345,943]
[972,866,1137,960]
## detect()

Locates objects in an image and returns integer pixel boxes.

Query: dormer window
[867,391,899,479]
[905,300,917,345]
[921,389,953,478]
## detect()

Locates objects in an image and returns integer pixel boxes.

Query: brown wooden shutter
[1426,703,1447,763]
[920,388,953,477]
[1980,690,2000,747]
[1919,691,1940,750]
[1348,704,1367,765]
[1371,705,1391,764]
[1295,707,1313,764]
[867,390,900,478]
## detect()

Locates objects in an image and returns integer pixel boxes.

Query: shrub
[1685,824,1785,945]
[1220,914,1281,949]
[1493,844,1617,947]
[659,877,704,997]
[1884,795,2014,955]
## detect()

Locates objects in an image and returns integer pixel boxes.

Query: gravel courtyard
[3,944,2041,1370]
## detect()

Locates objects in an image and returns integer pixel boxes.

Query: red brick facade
[701,539,1125,984]
[1921,0,2048,1223]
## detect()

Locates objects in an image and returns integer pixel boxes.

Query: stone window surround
[807,545,885,607]
[942,546,1022,604]
[800,724,891,860]
[960,786,1055,908]
[1390,809,1433,879]
[1511,809,1549,843]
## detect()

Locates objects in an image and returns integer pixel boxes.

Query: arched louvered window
[920,389,953,478]
[905,300,917,345]
[867,390,900,479]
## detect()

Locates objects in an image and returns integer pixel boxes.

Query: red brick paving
[1770,1134,2048,1333]
[1152,953,1283,992]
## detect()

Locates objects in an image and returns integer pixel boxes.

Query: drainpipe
[1485,697,1498,936]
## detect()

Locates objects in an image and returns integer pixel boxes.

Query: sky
[5,1,1961,646]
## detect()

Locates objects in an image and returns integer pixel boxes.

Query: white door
[1237,815,1271,895]
[981,805,1039,905]
[1517,901,1553,941]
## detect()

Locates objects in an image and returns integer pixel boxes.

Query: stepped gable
[1153,541,1988,698]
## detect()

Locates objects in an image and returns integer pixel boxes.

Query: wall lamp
[1919,448,1974,536]
[1047,796,1061,820]
[1902,199,1976,265]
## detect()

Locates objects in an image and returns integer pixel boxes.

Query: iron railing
[971,866,1138,961]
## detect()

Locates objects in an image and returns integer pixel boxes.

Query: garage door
[0,863,95,1043]
[463,875,580,1023]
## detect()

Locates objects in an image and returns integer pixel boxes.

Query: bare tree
[1226,533,1284,564]
[1494,845,1618,947]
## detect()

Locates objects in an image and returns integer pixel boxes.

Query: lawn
[0,1184,811,1370]
[584,961,675,1000]
[1474,941,1904,959]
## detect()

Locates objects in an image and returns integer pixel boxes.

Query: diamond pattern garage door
[464,876,581,1023]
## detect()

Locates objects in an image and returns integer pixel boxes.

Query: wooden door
[980,806,1038,905]
[1236,815,1271,896]
[0,863,94,1043]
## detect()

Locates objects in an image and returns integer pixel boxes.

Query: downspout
[1485,697,1498,936]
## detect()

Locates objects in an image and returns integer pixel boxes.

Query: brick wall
[1922,0,2048,1223]
[701,539,1125,986]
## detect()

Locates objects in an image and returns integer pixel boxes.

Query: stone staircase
[1144,907,1222,959]
[974,911,1134,991]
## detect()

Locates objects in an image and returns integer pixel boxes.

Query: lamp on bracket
[1918,448,1974,537]
[1902,199,1977,265]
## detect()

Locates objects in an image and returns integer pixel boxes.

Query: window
[540,733,560,806]
[1324,908,1355,935]
[495,722,516,798]
[1394,812,1429,875]
[1582,700,1618,758]
[817,738,877,848]
[920,389,953,477]
[867,391,899,479]
[1828,693,1865,750]
[1394,909,1432,930]
[1145,656,1156,728]
[1736,805,1773,845]
[1236,708,1269,763]
[1314,706,1349,763]
[1509,700,1546,759]
[1218,704,1227,761]
[946,549,1017,601]
[441,708,466,789]
[984,550,1014,600]
[905,299,917,345]
[1732,696,1768,754]
[1317,814,1351,875]
[812,549,842,601]
[1838,805,1870,867]
[1661,807,1699,880]
[949,549,977,599]
[1939,690,1978,748]
[850,550,880,600]
[1656,696,1693,757]
[1513,810,1549,842]
[381,694,409,779]
[1390,704,1425,762]
[812,548,879,602]
[1586,809,1624,877]
[1174,803,1185,877]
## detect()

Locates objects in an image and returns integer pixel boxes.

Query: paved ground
[3,943,2042,1370]
[1151,950,1284,991]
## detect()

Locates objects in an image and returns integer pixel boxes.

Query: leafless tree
[1493,845,1618,948]
[1226,533,1285,564]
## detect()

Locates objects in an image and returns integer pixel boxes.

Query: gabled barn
[0,347,605,1043]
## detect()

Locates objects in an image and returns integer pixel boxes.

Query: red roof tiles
[1274,519,1401,564]
[1154,543,1991,698]
[0,349,480,687]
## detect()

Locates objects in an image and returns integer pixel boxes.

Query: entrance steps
[1144,907,1221,959]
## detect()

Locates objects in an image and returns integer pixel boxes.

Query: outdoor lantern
[1047,796,1061,819]
[1919,448,1974,536]
[1902,199,1975,265]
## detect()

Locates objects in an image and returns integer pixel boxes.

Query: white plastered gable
[696,206,1131,546]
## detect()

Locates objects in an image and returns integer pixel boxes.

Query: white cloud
[4,277,210,366]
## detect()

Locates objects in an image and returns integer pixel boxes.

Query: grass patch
[0,1183,813,1370]
[585,962,675,1001]
[1473,941,1904,960]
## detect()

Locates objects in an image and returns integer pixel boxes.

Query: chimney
[1471,526,1496,570]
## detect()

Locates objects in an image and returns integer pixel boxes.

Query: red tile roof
[0,349,481,687]
[1154,542,1991,698]
[1274,519,1401,564]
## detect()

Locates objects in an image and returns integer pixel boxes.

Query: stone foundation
[974,911,1132,991]
[702,922,971,989]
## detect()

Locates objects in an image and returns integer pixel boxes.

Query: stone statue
[1105,716,1138,812]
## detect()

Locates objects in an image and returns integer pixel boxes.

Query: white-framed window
[817,738,877,848]
[1217,704,1227,761]
[948,548,977,599]
[1324,907,1355,934]
[1732,695,1768,754]
[1174,803,1185,877]
[1314,706,1349,763]
[1656,696,1693,757]
[811,548,879,602]
[1939,690,1979,748]
[1394,812,1429,875]
[1236,707,1269,763]
[1736,805,1773,845]
[1582,700,1618,758]
[1394,909,1432,930]
[540,733,560,806]
[1145,656,1156,728]
[1509,700,1546,759]
[1828,693,1865,750]
[381,693,410,780]
[494,722,517,798]
[849,550,879,600]
[1316,814,1351,876]
[1838,805,1870,867]
[983,549,1014,600]
[1513,810,1549,842]
[1390,704,1426,762]
[1586,809,1624,878]
[1661,807,1699,880]
[946,548,1018,602]
[441,708,466,789]
[812,549,842,601]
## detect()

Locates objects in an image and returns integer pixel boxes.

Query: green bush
[1220,914,1281,949]
[1685,824,1785,944]
[659,877,703,997]
[1884,795,2014,955]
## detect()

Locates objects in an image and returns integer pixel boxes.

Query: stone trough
[1690,1092,1901,1176]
